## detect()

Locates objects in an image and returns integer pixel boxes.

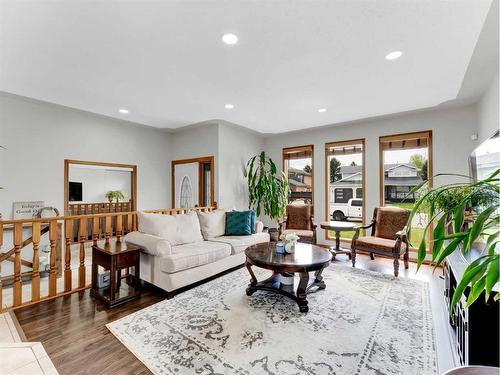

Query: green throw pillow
[225,211,253,236]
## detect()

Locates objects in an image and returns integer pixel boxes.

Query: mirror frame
[64,159,137,215]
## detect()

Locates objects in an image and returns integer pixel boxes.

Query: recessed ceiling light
[119,109,129,114]
[225,104,234,109]
[385,51,403,60]
[318,108,327,113]
[222,33,238,45]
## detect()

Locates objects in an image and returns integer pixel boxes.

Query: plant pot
[268,228,279,242]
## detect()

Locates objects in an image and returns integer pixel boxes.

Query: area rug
[107,265,437,375]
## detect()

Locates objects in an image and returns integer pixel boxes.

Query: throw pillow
[197,210,226,239]
[225,211,252,236]
[137,211,204,246]
[235,210,257,233]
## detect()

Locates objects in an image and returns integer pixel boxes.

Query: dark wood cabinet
[444,250,499,367]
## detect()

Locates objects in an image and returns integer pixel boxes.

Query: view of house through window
[283,145,314,205]
[325,140,365,239]
[380,131,432,249]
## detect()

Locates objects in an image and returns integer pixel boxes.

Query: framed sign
[12,201,45,219]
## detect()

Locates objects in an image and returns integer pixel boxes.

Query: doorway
[171,156,215,208]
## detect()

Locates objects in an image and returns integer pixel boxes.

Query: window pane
[326,140,364,239]
[380,131,431,250]
[283,146,313,205]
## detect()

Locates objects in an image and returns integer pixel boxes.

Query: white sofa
[124,210,269,296]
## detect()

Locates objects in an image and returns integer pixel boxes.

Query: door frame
[171,156,215,208]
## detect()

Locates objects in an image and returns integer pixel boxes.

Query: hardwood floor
[15,253,455,375]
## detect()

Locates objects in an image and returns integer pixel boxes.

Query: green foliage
[105,190,126,203]
[329,157,342,183]
[407,169,500,314]
[244,152,290,224]
[303,164,312,174]
[409,153,425,169]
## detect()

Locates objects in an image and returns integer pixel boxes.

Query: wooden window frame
[324,139,366,241]
[171,156,215,208]
[282,144,314,206]
[64,159,137,215]
[379,130,433,253]
[325,138,366,242]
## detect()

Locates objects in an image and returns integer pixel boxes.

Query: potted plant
[408,169,499,312]
[245,151,290,241]
[105,190,126,203]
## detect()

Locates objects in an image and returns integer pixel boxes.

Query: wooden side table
[320,221,356,259]
[90,241,141,308]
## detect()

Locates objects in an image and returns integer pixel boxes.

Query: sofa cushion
[160,241,232,274]
[280,229,314,239]
[209,232,270,255]
[137,211,203,246]
[124,231,172,257]
[354,236,402,254]
[374,207,410,240]
[197,210,226,240]
[225,211,252,236]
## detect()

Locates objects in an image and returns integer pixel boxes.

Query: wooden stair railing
[0,206,215,312]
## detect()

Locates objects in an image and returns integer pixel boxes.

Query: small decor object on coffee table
[245,242,332,312]
[280,232,299,254]
[91,241,141,308]
[320,220,356,260]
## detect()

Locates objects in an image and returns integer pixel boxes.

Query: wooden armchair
[351,207,410,277]
[280,204,317,244]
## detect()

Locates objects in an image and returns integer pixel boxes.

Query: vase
[284,242,296,254]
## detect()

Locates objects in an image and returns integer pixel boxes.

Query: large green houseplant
[244,151,289,230]
[408,169,499,312]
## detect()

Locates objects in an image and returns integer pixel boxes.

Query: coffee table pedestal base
[246,266,326,313]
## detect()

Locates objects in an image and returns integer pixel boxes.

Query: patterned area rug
[107,265,437,375]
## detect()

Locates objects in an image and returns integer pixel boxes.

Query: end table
[90,241,141,308]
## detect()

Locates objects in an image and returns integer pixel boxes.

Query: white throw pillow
[124,231,172,257]
[197,210,226,240]
[137,211,204,246]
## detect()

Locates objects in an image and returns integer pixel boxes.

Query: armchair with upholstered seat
[280,204,317,244]
[351,207,410,277]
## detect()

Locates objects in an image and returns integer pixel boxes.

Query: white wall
[478,71,499,143]
[218,121,265,210]
[264,105,479,245]
[0,93,172,219]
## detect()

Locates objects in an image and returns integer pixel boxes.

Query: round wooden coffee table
[320,221,357,259]
[245,242,332,312]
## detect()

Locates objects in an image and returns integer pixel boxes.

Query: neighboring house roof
[288,178,307,187]
[384,163,418,172]
[288,167,312,176]
[335,171,362,183]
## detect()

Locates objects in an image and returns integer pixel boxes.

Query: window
[356,188,363,199]
[325,139,365,239]
[379,131,433,252]
[283,145,314,205]
[334,188,353,204]
[351,199,362,207]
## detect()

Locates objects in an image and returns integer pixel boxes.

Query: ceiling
[0,0,493,133]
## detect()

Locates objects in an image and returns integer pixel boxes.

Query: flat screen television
[469,129,499,182]
[68,181,83,201]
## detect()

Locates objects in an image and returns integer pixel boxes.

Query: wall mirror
[64,159,137,215]
[172,156,214,208]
